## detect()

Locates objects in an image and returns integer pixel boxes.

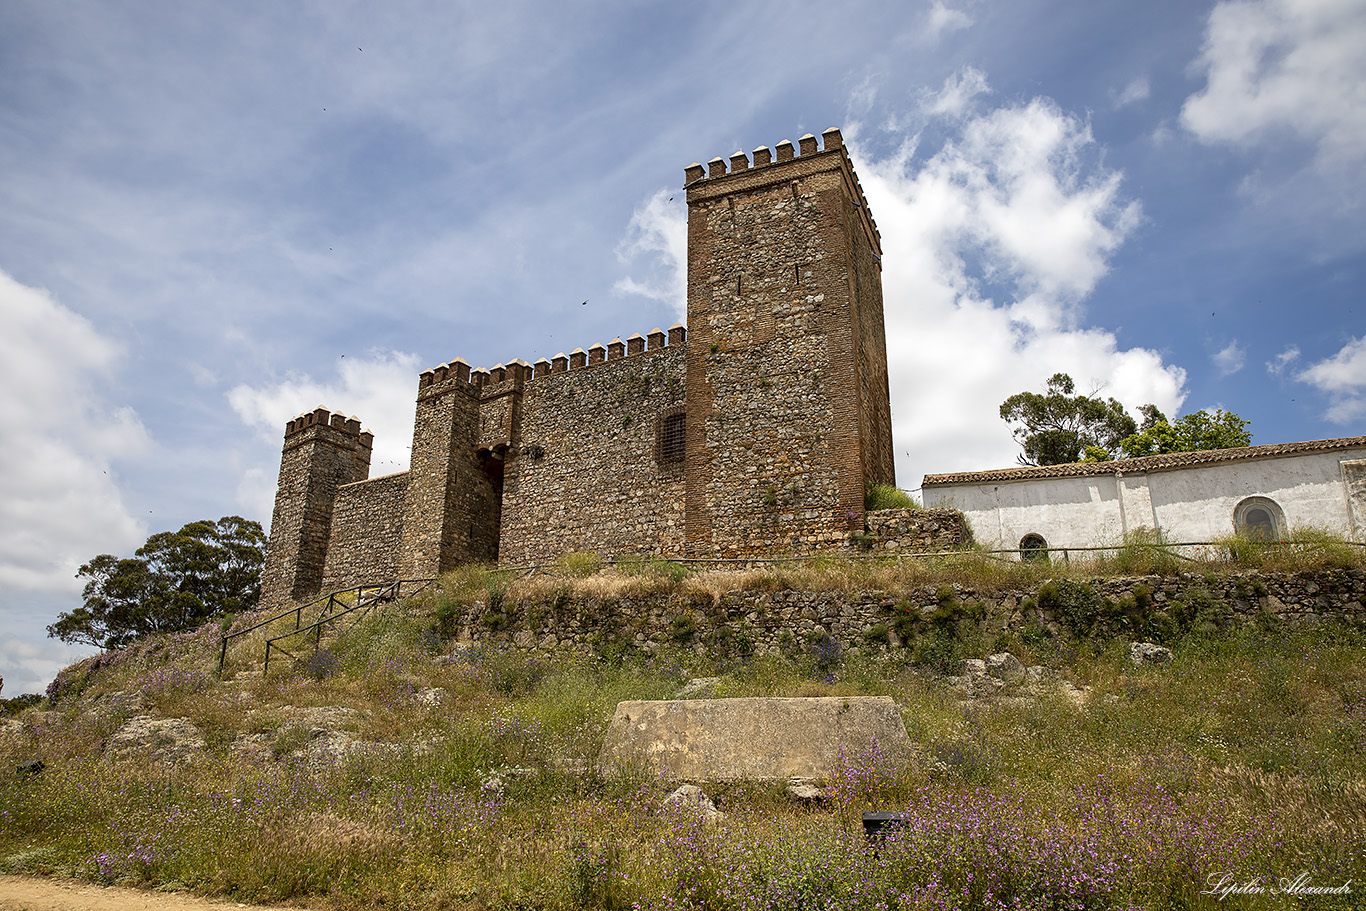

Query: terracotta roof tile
[921,435,1366,487]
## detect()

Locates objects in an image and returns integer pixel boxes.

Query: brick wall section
[260,408,372,607]
[499,342,687,564]
[865,508,970,551]
[436,568,1366,657]
[320,472,409,589]
[683,129,891,556]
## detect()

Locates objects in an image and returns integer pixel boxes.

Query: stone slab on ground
[598,696,911,781]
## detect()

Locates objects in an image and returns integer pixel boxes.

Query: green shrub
[891,600,918,639]
[434,595,461,637]
[863,624,891,646]
[1036,580,1104,634]
[669,614,697,643]
[865,483,920,511]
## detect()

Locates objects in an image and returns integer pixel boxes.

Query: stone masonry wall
[864,508,970,552]
[436,568,1366,658]
[321,472,409,590]
[499,342,688,564]
[683,129,886,556]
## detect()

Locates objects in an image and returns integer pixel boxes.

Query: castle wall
[320,471,409,589]
[848,189,895,488]
[499,342,687,564]
[261,127,899,595]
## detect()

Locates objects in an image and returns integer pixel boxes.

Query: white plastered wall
[927,446,1366,553]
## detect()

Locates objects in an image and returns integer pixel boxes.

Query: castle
[261,128,894,607]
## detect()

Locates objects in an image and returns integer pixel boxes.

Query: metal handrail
[218,577,436,674]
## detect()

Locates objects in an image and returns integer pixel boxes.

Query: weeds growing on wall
[864,483,920,511]
[1093,526,1182,575]
[1214,525,1364,573]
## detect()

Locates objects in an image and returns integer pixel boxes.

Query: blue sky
[2,0,1363,694]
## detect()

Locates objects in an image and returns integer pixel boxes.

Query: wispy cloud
[921,67,990,119]
[926,1,974,41]
[1111,76,1150,109]
[1267,345,1300,376]
[614,189,688,322]
[1213,340,1246,376]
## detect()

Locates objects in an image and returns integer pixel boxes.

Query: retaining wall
[435,568,1366,657]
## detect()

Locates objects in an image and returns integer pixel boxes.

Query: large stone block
[598,696,911,781]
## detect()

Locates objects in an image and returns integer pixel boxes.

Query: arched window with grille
[1019,533,1049,562]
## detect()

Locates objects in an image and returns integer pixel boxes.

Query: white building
[921,436,1366,556]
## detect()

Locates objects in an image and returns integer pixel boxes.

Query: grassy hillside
[2,549,1364,910]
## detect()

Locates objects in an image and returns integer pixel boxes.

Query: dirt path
[0,876,308,911]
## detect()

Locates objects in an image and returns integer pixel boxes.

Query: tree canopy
[1001,374,1253,466]
[999,373,1138,466]
[1118,406,1253,458]
[47,516,266,649]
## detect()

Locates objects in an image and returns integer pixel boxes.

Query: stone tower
[401,358,508,577]
[261,408,372,604]
[681,128,893,555]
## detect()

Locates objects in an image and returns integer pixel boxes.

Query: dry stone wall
[435,568,1366,658]
[864,508,971,552]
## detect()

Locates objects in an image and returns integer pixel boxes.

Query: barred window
[1019,534,1049,563]
[659,411,686,464]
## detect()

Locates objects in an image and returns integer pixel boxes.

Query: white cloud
[1112,76,1151,109]
[1214,340,1247,375]
[850,94,1184,484]
[614,189,688,322]
[1295,336,1366,422]
[1182,0,1366,168]
[926,1,974,40]
[0,270,148,594]
[227,350,424,523]
[921,67,990,118]
[1267,344,1301,375]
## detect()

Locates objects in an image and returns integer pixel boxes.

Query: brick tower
[260,408,372,606]
[682,128,894,555]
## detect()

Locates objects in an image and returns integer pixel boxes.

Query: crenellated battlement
[418,322,687,390]
[684,127,843,184]
[284,407,372,447]
[684,127,879,253]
